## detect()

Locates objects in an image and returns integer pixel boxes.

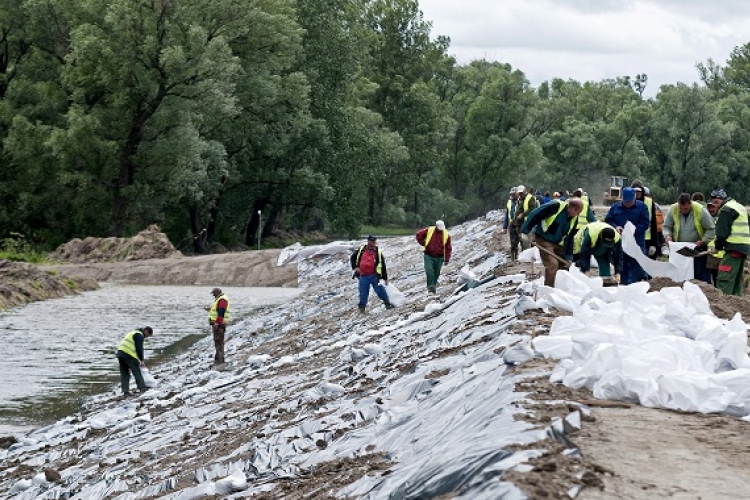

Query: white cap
[517,185,526,193]
[435,220,445,231]
[510,187,517,194]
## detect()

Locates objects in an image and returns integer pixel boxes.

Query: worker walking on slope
[351,235,393,313]
[116,326,154,397]
[662,193,715,284]
[416,220,452,293]
[207,288,230,365]
[503,188,520,260]
[572,221,622,280]
[709,189,750,296]
[521,197,583,287]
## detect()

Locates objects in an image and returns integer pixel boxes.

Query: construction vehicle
[603,175,629,205]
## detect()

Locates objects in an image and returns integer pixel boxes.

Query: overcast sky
[419,0,749,97]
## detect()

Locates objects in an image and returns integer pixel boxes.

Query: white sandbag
[141,367,158,388]
[384,283,406,307]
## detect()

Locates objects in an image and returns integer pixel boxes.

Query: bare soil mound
[0,259,99,310]
[48,225,182,263]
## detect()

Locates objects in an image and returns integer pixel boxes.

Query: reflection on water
[0,284,300,431]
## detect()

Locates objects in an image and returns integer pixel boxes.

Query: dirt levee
[48,224,182,263]
[45,250,298,287]
[0,259,99,309]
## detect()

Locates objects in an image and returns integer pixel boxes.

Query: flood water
[0,284,301,434]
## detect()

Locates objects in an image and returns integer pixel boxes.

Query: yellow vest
[355,247,383,276]
[521,193,536,222]
[724,199,750,246]
[118,330,143,360]
[644,197,655,239]
[708,213,724,259]
[209,294,231,323]
[669,202,705,240]
[574,197,592,229]
[573,221,620,254]
[422,226,450,257]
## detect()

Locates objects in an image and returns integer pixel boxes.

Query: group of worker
[115,287,230,397]
[504,180,749,298]
[350,221,453,313]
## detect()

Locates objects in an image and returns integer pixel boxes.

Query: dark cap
[600,227,616,247]
[710,188,727,200]
[367,235,377,241]
[211,287,222,295]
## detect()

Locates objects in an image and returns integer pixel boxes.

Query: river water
[0,284,301,434]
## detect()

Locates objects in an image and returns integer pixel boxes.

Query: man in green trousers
[416,220,452,293]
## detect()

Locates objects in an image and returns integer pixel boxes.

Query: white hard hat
[435,220,445,230]
[510,187,517,194]
[517,185,526,193]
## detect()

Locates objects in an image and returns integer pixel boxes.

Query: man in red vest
[416,220,452,293]
[350,236,393,313]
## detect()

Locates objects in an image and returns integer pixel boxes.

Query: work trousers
[118,353,146,395]
[508,222,521,258]
[717,251,747,296]
[536,238,565,287]
[212,323,226,364]
[621,242,648,286]
[692,255,711,284]
[423,254,444,292]
[358,274,389,308]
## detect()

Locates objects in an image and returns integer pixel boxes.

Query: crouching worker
[351,235,393,313]
[116,326,154,396]
[572,221,622,280]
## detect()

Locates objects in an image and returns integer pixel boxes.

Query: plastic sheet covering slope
[534,267,750,416]
[0,211,557,500]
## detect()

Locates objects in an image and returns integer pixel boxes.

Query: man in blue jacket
[605,187,650,285]
[521,197,583,287]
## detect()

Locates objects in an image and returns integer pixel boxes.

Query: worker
[515,185,540,251]
[416,220,452,293]
[662,192,715,283]
[521,197,584,287]
[605,187,650,285]
[503,188,520,260]
[570,187,597,233]
[572,221,622,279]
[709,189,750,296]
[351,235,393,312]
[116,326,154,396]
[706,200,723,286]
[207,287,230,364]
[631,180,662,258]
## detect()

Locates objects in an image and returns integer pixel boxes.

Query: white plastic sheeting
[620,221,694,281]
[534,267,750,416]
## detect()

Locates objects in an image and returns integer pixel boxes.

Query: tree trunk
[245,198,269,247]
[189,204,207,254]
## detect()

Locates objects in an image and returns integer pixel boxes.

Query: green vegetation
[359,226,418,237]
[63,279,78,291]
[1,1,750,252]
[0,234,48,264]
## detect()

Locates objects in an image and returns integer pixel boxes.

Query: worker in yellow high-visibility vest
[709,189,750,296]
[116,326,154,396]
[207,288,230,364]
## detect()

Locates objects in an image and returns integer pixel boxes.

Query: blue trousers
[358,274,388,308]
[621,242,648,285]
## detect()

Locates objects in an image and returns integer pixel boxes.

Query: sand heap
[48,225,182,263]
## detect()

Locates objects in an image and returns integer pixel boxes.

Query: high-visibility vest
[118,330,144,360]
[574,197,592,229]
[669,202,705,240]
[506,199,516,220]
[209,294,231,323]
[422,226,450,257]
[573,221,620,254]
[541,201,576,245]
[355,246,383,276]
[644,197,655,239]
[521,193,536,222]
[708,213,724,259]
[724,199,750,246]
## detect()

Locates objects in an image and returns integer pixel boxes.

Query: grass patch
[63,279,78,290]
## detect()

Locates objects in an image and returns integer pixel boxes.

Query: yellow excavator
[603,175,629,205]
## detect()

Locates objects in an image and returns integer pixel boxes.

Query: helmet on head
[517,185,526,193]
[510,187,517,194]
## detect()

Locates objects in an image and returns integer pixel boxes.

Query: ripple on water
[0,283,300,429]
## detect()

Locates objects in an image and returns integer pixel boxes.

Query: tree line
[2,0,750,253]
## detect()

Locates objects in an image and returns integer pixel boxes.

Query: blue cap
[622,187,636,202]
